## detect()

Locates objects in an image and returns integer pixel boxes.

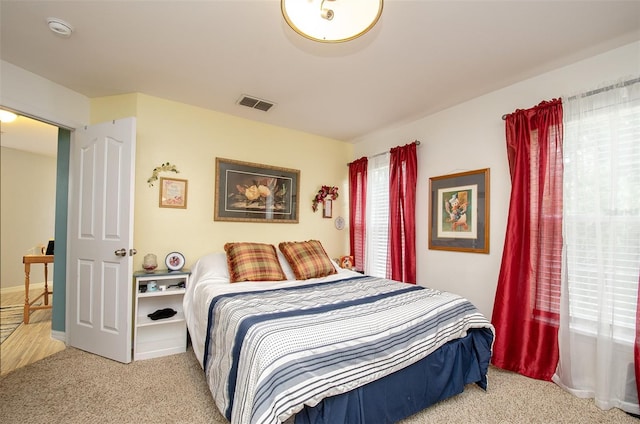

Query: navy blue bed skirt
[295,327,494,424]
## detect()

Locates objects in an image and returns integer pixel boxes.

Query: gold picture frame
[159,177,188,209]
[214,157,300,223]
[428,168,489,253]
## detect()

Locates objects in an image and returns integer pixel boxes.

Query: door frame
[0,113,92,342]
[1,68,92,340]
[51,128,71,341]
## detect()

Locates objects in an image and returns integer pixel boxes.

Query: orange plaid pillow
[278,240,337,280]
[224,242,286,283]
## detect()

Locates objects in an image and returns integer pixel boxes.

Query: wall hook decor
[147,162,180,187]
[312,185,338,212]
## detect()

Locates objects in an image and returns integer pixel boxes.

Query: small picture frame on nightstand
[165,252,185,271]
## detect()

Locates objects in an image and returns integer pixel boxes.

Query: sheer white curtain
[553,77,640,415]
[365,153,389,277]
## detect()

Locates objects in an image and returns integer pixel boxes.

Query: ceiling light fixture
[47,17,74,37]
[281,0,383,43]
[0,109,17,123]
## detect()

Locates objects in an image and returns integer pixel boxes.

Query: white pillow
[277,251,297,281]
[190,252,229,282]
[191,250,298,284]
[191,251,299,282]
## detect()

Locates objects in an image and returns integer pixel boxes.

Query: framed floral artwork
[214,157,300,223]
[428,168,490,253]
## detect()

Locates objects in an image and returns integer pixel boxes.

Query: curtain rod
[501,76,640,120]
[347,140,420,166]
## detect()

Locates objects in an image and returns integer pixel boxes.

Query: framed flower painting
[214,157,300,223]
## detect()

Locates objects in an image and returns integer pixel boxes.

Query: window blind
[529,127,563,324]
[366,154,389,278]
[563,90,640,342]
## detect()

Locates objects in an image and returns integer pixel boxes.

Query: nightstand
[133,269,190,360]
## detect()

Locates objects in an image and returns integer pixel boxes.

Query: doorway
[0,114,58,290]
[0,113,66,372]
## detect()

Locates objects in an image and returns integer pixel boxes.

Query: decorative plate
[334,216,345,230]
[165,252,185,271]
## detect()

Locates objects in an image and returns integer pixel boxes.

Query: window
[563,82,640,343]
[529,126,563,325]
[365,154,389,277]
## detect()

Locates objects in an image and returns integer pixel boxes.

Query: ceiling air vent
[237,95,275,112]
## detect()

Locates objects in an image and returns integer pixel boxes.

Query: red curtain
[491,99,563,381]
[388,142,417,283]
[348,157,368,272]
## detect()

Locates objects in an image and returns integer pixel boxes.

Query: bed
[184,241,494,424]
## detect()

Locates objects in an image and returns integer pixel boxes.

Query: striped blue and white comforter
[200,275,493,424]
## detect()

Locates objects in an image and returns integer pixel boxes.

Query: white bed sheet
[184,252,362,366]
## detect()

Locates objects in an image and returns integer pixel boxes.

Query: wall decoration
[159,177,188,209]
[214,157,300,223]
[323,198,333,218]
[312,185,339,212]
[428,168,490,253]
[147,162,179,187]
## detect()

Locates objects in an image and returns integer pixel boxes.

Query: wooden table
[23,255,54,324]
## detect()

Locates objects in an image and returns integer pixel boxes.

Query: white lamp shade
[282,0,383,43]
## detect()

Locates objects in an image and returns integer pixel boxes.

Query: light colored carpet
[0,305,24,344]
[0,347,636,424]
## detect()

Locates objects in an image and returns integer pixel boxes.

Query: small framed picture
[323,199,333,218]
[165,252,185,271]
[339,255,354,269]
[159,177,188,209]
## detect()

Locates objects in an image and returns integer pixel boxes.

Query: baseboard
[1,282,48,294]
[51,330,66,343]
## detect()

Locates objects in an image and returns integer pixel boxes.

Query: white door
[67,118,136,363]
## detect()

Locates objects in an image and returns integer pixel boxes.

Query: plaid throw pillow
[279,240,337,280]
[224,242,286,283]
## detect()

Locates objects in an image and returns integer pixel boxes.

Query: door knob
[114,248,127,257]
[129,248,137,256]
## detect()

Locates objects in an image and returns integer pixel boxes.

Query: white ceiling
[1,0,639,156]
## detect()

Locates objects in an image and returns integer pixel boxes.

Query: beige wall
[0,147,56,289]
[91,93,352,272]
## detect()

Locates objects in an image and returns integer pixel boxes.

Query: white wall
[352,41,640,320]
[0,61,89,129]
[0,147,57,289]
[2,42,638,316]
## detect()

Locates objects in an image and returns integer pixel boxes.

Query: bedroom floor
[0,288,65,376]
